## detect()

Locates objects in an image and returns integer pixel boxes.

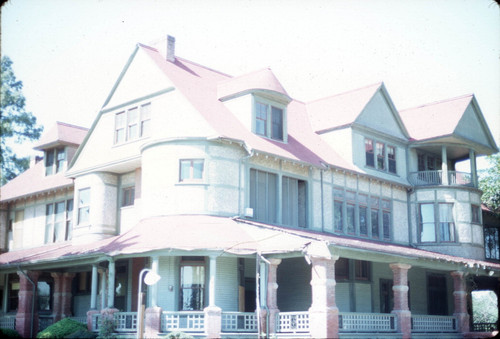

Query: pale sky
[2,0,499,162]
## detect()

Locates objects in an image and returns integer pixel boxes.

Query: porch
[86,310,463,337]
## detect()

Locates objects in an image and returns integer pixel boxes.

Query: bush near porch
[37,318,91,338]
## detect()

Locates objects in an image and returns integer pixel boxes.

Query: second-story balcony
[408,170,474,187]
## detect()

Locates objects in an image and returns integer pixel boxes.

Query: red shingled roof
[139,45,356,171]
[399,94,473,141]
[34,122,88,150]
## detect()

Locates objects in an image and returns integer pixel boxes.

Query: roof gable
[355,85,408,140]
[307,83,382,133]
[103,45,175,110]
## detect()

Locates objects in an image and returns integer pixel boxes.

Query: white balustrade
[114,312,137,332]
[277,312,309,333]
[411,315,457,332]
[0,316,16,330]
[161,311,205,332]
[339,312,396,332]
[221,312,257,332]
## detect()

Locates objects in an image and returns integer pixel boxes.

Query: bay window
[419,203,455,243]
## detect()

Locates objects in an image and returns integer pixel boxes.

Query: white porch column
[470,149,478,187]
[150,256,159,307]
[266,258,281,336]
[100,269,107,309]
[309,255,339,339]
[204,255,221,338]
[90,264,98,309]
[2,274,8,313]
[441,146,449,185]
[107,259,115,309]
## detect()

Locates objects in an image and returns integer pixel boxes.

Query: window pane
[45,150,55,175]
[376,142,385,170]
[360,206,368,235]
[271,106,283,140]
[334,201,343,232]
[180,160,191,181]
[250,169,277,224]
[420,204,436,242]
[192,160,204,179]
[371,209,379,238]
[346,204,355,233]
[66,199,73,240]
[37,281,51,311]
[127,107,139,140]
[78,189,90,224]
[255,102,267,136]
[140,103,151,137]
[439,204,454,242]
[388,146,396,173]
[383,211,391,239]
[180,265,205,311]
[365,139,374,167]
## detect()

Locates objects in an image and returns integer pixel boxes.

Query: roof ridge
[218,66,274,84]
[174,56,233,78]
[306,81,383,104]
[55,121,89,131]
[400,93,474,112]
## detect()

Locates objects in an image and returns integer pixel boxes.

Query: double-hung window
[333,188,391,241]
[78,188,90,225]
[179,159,204,182]
[114,103,151,144]
[365,138,397,174]
[180,257,205,311]
[282,176,307,227]
[122,187,135,207]
[45,199,73,243]
[471,204,481,224]
[249,169,277,224]
[419,203,455,243]
[254,100,284,141]
[45,148,66,176]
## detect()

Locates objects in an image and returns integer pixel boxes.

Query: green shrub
[97,312,116,339]
[166,332,194,339]
[0,328,21,338]
[37,318,87,338]
[66,328,97,338]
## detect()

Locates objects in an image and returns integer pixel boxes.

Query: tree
[479,153,500,214]
[1,56,43,185]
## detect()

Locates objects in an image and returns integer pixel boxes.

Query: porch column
[265,258,281,335]
[16,270,40,338]
[441,146,449,185]
[204,255,221,339]
[60,273,75,319]
[390,263,411,339]
[451,271,470,333]
[2,274,8,313]
[100,268,107,309]
[51,272,63,321]
[469,149,478,187]
[107,259,115,308]
[309,255,339,339]
[150,256,159,307]
[90,264,98,309]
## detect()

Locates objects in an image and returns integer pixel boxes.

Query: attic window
[45,148,65,175]
[114,103,151,144]
[254,99,285,142]
[365,138,397,174]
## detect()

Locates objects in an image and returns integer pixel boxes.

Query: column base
[391,310,411,339]
[86,310,100,332]
[204,306,222,339]
[145,306,162,338]
[308,306,339,339]
[454,312,470,333]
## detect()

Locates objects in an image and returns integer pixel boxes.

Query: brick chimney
[167,35,176,62]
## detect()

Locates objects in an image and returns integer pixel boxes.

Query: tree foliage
[479,153,500,214]
[1,55,43,185]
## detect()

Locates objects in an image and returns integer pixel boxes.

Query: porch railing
[161,311,205,333]
[0,315,16,330]
[473,322,497,332]
[114,312,137,332]
[38,314,55,331]
[221,312,257,332]
[411,315,457,332]
[277,311,309,333]
[408,171,473,187]
[339,312,396,332]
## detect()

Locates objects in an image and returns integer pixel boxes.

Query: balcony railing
[161,311,205,333]
[339,312,396,332]
[408,171,473,187]
[411,315,457,332]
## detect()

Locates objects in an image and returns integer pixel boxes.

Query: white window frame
[45,147,66,176]
[78,188,90,225]
[121,186,135,207]
[252,96,287,142]
[419,202,455,243]
[114,102,151,144]
[364,138,397,175]
[45,199,73,244]
[179,159,205,183]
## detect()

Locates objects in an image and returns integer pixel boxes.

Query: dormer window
[365,138,397,174]
[114,102,151,144]
[254,99,285,142]
[45,148,65,175]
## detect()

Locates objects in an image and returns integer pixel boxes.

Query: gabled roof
[217,67,290,101]
[136,44,357,171]
[33,122,88,150]
[399,94,498,153]
[0,160,73,203]
[307,82,382,133]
